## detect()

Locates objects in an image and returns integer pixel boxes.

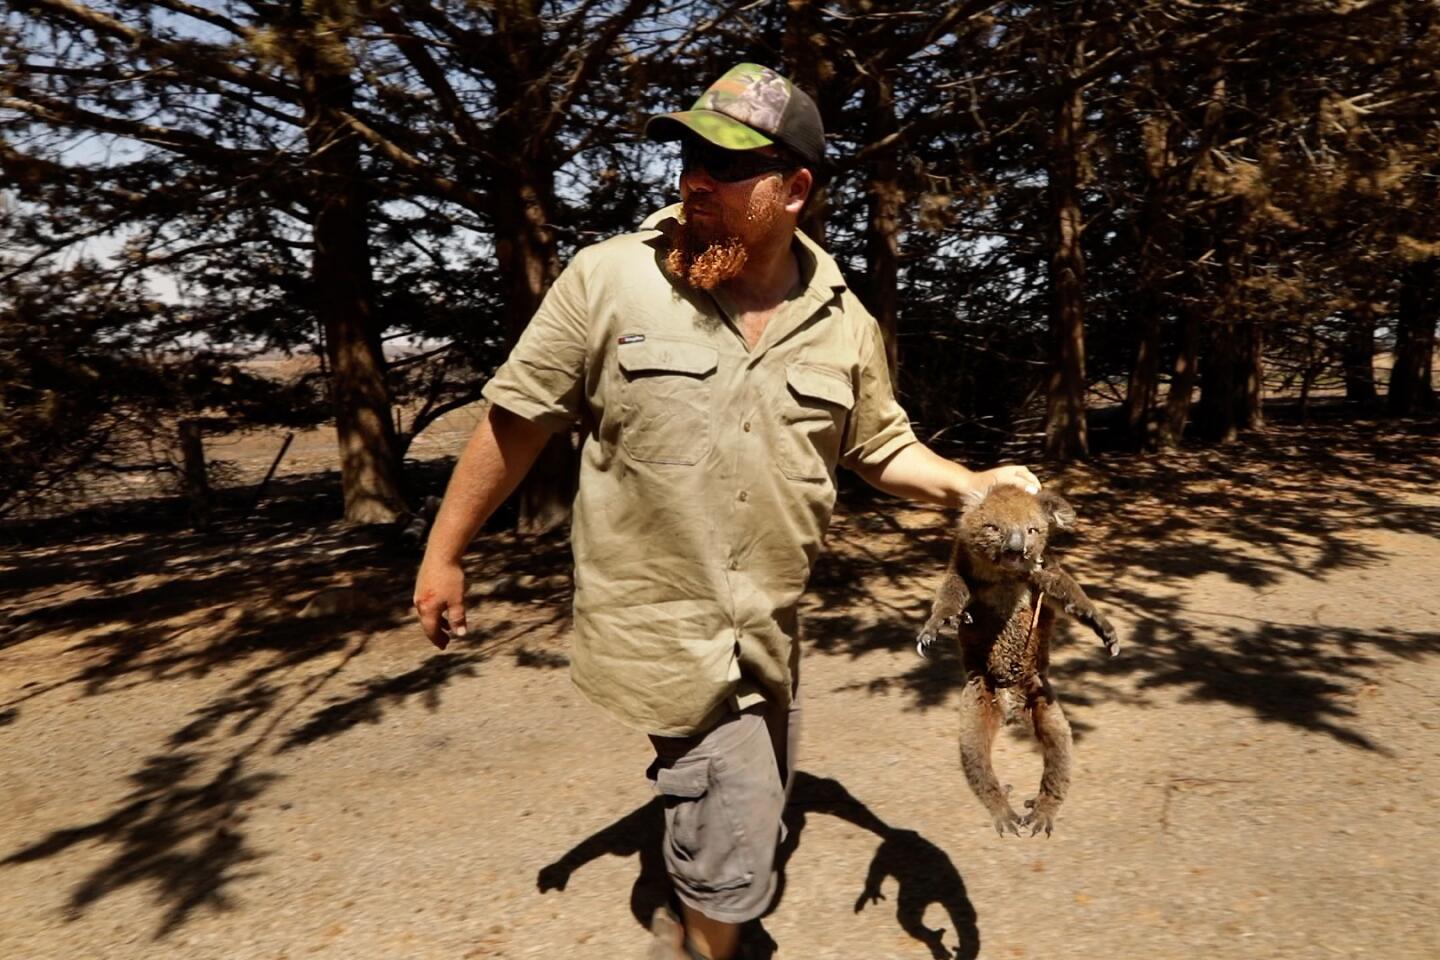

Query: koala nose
[1004,530,1025,554]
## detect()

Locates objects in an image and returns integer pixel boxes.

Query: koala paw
[1101,624,1121,657]
[916,611,971,658]
[1021,797,1058,838]
[992,808,1023,838]
[1020,809,1055,838]
[988,785,1022,837]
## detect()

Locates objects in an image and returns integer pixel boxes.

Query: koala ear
[1036,490,1076,530]
[959,486,987,510]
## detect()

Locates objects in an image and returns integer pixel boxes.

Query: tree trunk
[1238,316,1265,430]
[493,158,573,536]
[1044,23,1090,461]
[1166,67,1230,448]
[1299,325,1318,424]
[1196,300,1239,442]
[1195,246,1250,444]
[1124,97,1177,449]
[863,73,901,382]
[784,0,840,246]
[492,5,573,535]
[493,165,561,346]
[178,419,211,530]
[1389,258,1438,414]
[1343,306,1378,404]
[1233,240,1265,431]
[299,33,405,525]
[1195,288,1261,440]
[1159,303,1202,448]
[1123,271,1164,448]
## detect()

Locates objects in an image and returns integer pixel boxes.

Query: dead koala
[916,484,1119,837]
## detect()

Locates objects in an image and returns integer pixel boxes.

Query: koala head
[957,484,1075,573]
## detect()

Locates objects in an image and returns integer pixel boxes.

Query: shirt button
[742,421,752,432]
[737,491,748,503]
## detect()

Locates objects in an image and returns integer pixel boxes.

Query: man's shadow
[536,771,979,960]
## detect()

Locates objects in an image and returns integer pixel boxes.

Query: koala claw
[989,785,1022,837]
[1021,797,1057,837]
[916,629,937,658]
[1101,627,1121,657]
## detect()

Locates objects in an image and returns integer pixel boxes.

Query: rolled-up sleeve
[481,254,589,431]
[840,318,917,471]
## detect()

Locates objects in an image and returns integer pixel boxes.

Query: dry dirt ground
[2,414,1439,960]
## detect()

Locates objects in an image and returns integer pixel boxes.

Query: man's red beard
[664,223,748,291]
[664,190,786,290]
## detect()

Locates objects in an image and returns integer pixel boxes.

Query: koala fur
[916,484,1119,837]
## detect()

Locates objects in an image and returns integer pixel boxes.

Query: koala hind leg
[1022,691,1073,837]
[958,676,1022,836]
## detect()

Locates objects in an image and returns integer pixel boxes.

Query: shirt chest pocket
[617,337,719,465]
[778,363,854,481]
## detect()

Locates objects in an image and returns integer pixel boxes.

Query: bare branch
[14,0,300,104]
[336,108,488,213]
[370,4,494,162]
[146,0,249,38]
[538,0,651,142]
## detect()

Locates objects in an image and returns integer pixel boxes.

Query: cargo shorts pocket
[654,755,755,894]
[617,336,718,465]
[777,363,854,481]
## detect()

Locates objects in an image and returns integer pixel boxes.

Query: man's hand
[413,555,467,650]
[972,463,1041,496]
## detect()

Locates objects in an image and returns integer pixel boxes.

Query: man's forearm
[424,403,556,562]
[856,442,1040,507]
[856,442,978,507]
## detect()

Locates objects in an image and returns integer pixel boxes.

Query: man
[413,63,1039,960]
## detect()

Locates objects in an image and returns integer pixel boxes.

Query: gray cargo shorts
[646,689,800,924]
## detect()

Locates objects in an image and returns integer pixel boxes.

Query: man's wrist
[421,535,469,567]
[948,464,983,507]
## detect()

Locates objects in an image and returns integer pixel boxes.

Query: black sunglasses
[680,139,795,183]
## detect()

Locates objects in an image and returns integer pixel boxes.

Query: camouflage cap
[646,63,825,166]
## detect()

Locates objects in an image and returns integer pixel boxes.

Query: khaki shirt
[482,205,917,736]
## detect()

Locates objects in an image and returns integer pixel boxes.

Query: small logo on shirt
[618,334,646,345]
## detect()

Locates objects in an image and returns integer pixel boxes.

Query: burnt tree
[1044,8,1091,460]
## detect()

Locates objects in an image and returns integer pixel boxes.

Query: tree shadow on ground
[535,771,979,959]
[2,751,276,938]
[2,417,1436,939]
[0,474,575,937]
[807,417,1440,756]
[0,467,574,710]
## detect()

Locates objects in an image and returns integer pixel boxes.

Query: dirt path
[2,418,1438,959]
